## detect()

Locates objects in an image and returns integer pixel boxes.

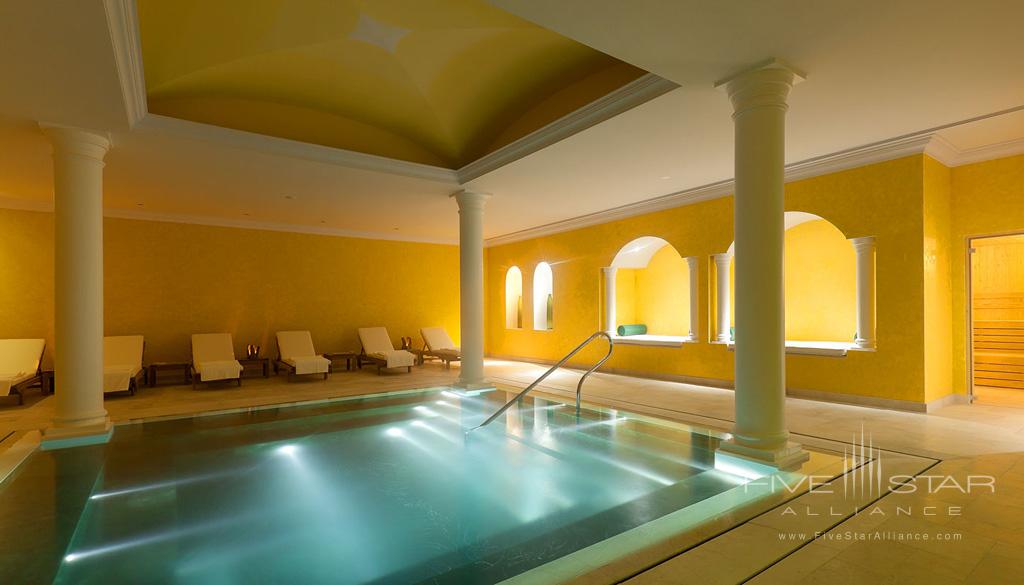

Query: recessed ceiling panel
[137,0,646,168]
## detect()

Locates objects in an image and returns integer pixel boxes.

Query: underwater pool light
[385,427,405,438]
[275,444,299,457]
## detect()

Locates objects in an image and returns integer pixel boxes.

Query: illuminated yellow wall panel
[726,220,856,341]
[782,220,856,342]
[614,268,637,328]
[0,212,460,366]
[950,153,1024,395]
[923,156,954,402]
[634,245,690,336]
[486,155,929,403]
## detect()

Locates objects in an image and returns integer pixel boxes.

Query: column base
[854,338,876,349]
[716,437,809,472]
[453,379,493,392]
[40,418,113,451]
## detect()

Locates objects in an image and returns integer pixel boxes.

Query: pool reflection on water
[2,388,762,584]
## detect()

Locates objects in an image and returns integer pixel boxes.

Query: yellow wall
[923,156,955,402]
[950,154,1024,395]
[614,268,637,327]
[783,220,857,342]
[635,245,690,336]
[613,245,690,335]
[0,211,461,366]
[725,219,857,341]
[486,155,930,403]
[0,209,55,351]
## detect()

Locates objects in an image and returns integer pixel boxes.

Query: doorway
[969,233,1024,406]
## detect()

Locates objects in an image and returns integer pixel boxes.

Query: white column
[716,60,808,469]
[452,191,490,387]
[686,257,700,340]
[41,125,112,446]
[714,253,732,343]
[603,267,617,336]
[851,236,877,349]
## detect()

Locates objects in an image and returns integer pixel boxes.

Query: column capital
[602,266,618,275]
[451,190,491,211]
[850,236,877,251]
[715,58,805,117]
[39,124,111,163]
[685,256,699,268]
[713,252,733,266]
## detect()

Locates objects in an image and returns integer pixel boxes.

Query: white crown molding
[943,136,1024,167]
[103,0,148,128]
[0,196,457,245]
[484,129,1021,247]
[485,179,734,247]
[133,114,461,184]
[457,73,680,183]
[0,195,53,213]
[102,208,459,245]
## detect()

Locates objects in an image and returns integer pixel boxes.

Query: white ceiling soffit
[481,105,1024,247]
[2,0,1023,247]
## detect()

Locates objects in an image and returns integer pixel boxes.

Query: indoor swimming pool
[0,388,797,584]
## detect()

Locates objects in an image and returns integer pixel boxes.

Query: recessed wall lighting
[660,176,672,180]
[135,203,144,208]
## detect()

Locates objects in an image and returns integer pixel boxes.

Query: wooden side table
[148,362,191,387]
[41,370,55,395]
[239,357,271,378]
[323,352,358,372]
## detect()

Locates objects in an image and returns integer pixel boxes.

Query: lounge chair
[104,335,145,395]
[357,327,416,375]
[191,333,243,388]
[419,327,461,370]
[0,339,45,405]
[275,331,330,381]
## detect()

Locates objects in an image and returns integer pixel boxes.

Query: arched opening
[608,237,691,344]
[722,212,857,351]
[533,262,553,331]
[505,266,523,329]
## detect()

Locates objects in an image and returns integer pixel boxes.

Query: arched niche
[505,266,523,329]
[533,262,553,331]
[720,212,859,348]
[606,236,693,343]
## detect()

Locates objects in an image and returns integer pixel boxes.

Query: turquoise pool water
[1,388,756,584]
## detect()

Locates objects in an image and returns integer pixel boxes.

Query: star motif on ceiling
[348,13,410,54]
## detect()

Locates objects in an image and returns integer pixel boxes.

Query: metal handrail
[470,331,614,431]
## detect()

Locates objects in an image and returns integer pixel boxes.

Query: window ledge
[726,340,859,357]
[611,334,694,347]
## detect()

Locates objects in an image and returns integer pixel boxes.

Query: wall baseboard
[485,354,962,414]
[924,392,971,413]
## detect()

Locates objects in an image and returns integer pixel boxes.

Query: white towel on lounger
[369,350,415,369]
[285,356,331,375]
[195,360,243,382]
[103,365,137,393]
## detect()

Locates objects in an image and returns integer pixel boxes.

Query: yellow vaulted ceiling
[137,0,646,168]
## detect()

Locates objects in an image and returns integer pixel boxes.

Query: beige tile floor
[3,358,1024,583]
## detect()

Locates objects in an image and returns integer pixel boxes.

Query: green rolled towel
[617,324,647,336]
